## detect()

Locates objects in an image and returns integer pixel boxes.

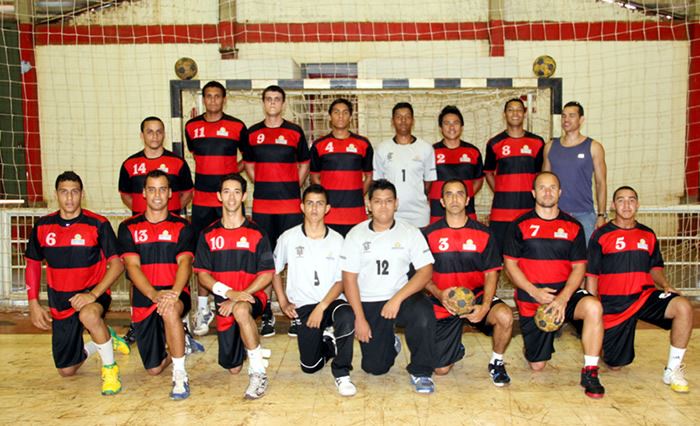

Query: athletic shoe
[261,315,276,337]
[322,326,337,358]
[288,318,301,337]
[335,376,357,397]
[244,372,268,400]
[193,310,214,336]
[108,326,130,355]
[409,374,435,394]
[394,334,402,355]
[101,363,121,395]
[122,323,136,345]
[184,330,205,356]
[488,360,511,387]
[170,370,190,400]
[580,366,605,399]
[663,364,689,393]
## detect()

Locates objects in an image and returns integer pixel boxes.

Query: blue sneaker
[184,329,205,355]
[488,360,511,387]
[409,374,435,394]
[170,370,190,400]
[394,335,402,355]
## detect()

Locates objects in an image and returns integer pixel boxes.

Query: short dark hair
[262,85,286,102]
[441,178,467,197]
[55,171,83,191]
[219,173,247,193]
[533,171,561,190]
[563,101,584,116]
[392,102,413,117]
[438,105,464,127]
[504,98,525,112]
[368,179,397,200]
[613,185,638,200]
[302,183,328,203]
[202,80,226,98]
[144,169,170,187]
[140,116,164,132]
[328,98,353,116]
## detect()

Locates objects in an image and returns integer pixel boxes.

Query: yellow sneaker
[101,363,122,395]
[663,364,689,393]
[109,326,131,355]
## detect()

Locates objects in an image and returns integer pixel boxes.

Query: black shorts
[435,296,506,369]
[217,296,264,370]
[191,204,222,239]
[52,290,111,369]
[252,212,302,252]
[327,223,354,237]
[134,291,191,370]
[520,289,588,363]
[603,290,677,367]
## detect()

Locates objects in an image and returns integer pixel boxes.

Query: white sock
[667,346,686,371]
[198,296,209,313]
[96,339,115,366]
[247,345,266,374]
[84,341,98,358]
[490,352,504,364]
[172,356,186,373]
[584,355,599,367]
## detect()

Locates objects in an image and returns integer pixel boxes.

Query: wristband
[212,281,232,298]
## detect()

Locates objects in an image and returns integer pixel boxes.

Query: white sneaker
[335,376,357,397]
[244,372,268,400]
[194,310,214,336]
[663,364,689,393]
[169,370,190,400]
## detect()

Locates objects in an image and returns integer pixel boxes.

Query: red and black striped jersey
[587,222,664,329]
[429,140,483,223]
[25,209,119,320]
[117,213,194,323]
[310,133,373,226]
[247,120,310,214]
[503,209,586,317]
[118,149,193,215]
[185,113,249,207]
[483,131,544,223]
[422,218,501,319]
[193,219,274,331]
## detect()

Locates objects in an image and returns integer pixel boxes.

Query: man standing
[272,184,356,396]
[503,171,605,399]
[587,186,693,393]
[422,179,513,386]
[194,173,274,400]
[374,102,437,228]
[310,98,373,236]
[26,171,126,395]
[118,170,195,400]
[185,81,250,336]
[244,85,310,338]
[484,98,544,250]
[429,106,483,224]
[544,101,607,242]
[341,179,437,393]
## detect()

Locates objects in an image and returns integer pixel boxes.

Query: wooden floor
[1,314,698,425]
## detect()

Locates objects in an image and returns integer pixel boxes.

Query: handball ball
[175,57,198,80]
[533,55,556,78]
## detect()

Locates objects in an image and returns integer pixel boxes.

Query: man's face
[561,106,583,133]
[504,101,525,128]
[532,174,561,209]
[440,113,463,141]
[301,192,330,224]
[56,180,82,216]
[612,189,638,221]
[392,108,414,136]
[440,181,469,216]
[218,179,246,214]
[330,102,351,131]
[203,86,225,115]
[143,176,171,212]
[263,91,285,118]
[368,189,398,224]
[141,120,165,151]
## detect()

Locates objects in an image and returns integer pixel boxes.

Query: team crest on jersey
[520,145,532,155]
[216,127,229,137]
[392,241,403,250]
[325,252,336,260]
[459,154,471,163]
[158,164,169,173]
[637,239,648,250]
[362,241,371,252]
[236,237,250,248]
[554,228,568,239]
[158,230,172,241]
[346,144,357,153]
[295,245,304,257]
[275,135,288,145]
[462,239,477,251]
[387,153,394,162]
[577,153,585,159]
[71,234,85,246]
